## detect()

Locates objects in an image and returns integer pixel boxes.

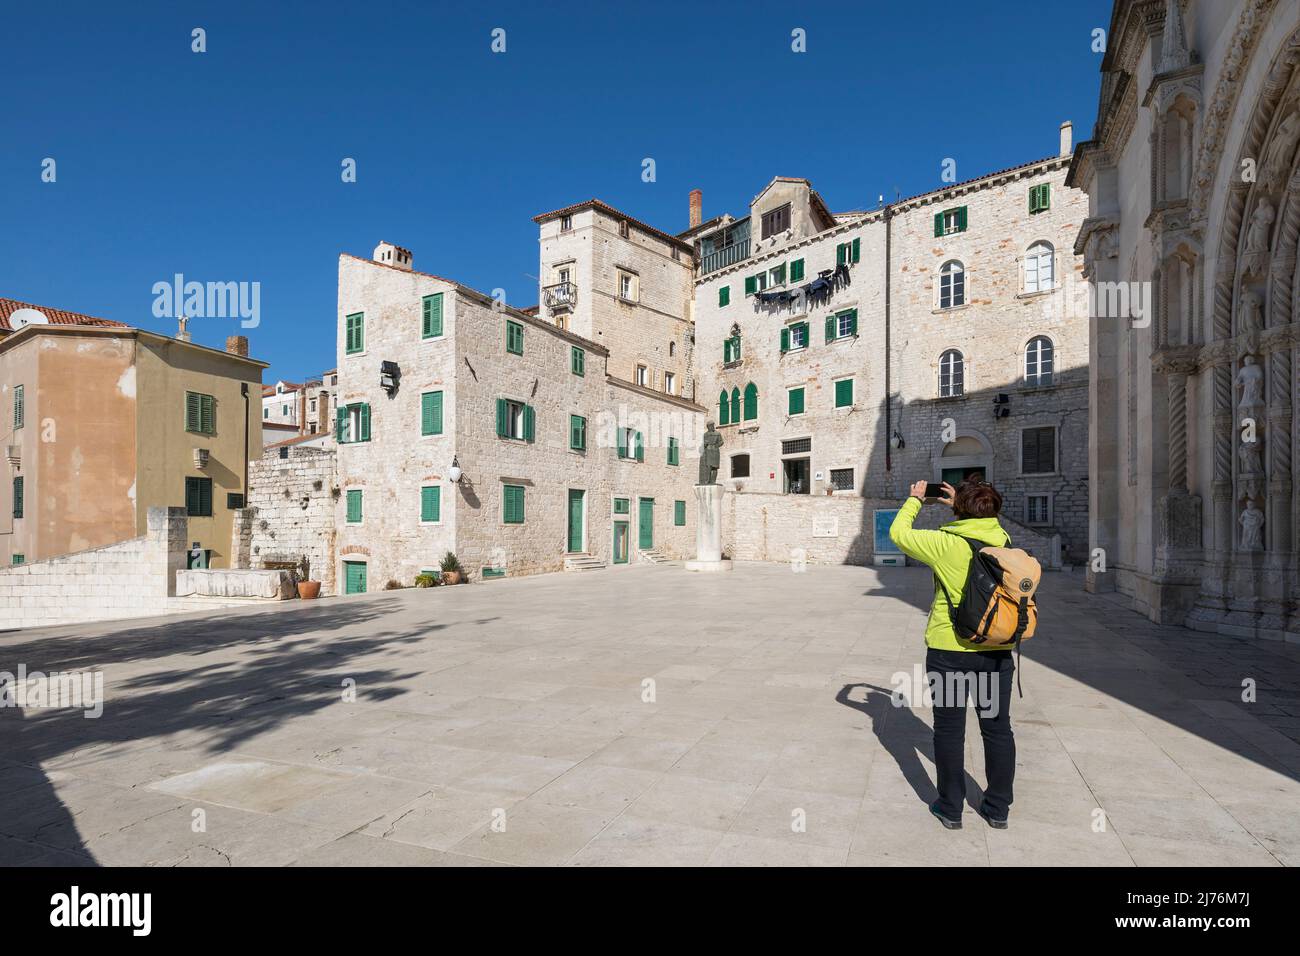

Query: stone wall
[244,446,338,595]
[0,507,187,629]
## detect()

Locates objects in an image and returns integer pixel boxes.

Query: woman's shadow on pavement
[836,682,982,813]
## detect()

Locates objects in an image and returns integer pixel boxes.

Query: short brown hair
[953,479,1002,519]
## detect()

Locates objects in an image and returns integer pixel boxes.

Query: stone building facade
[242,445,338,594]
[692,147,1091,567]
[332,244,701,592]
[534,201,696,398]
[1070,0,1300,635]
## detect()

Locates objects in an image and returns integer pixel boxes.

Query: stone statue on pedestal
[1236,354,1265,413]
[1240,499,1265,551]
[699,421,722,485]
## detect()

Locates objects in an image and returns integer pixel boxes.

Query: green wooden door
[613,521,629,564]
[941,466,986,488]
[344,560,367,595]
[638,498,654,550]
[567,489,584,553]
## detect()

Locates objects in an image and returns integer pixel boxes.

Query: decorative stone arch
[932,429,993,486]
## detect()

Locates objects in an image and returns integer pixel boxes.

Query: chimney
[177,316,191,343]
[1059,121,1073,158]
[689,189,702,229]
[373,241,413,271]
[225,335,249,357]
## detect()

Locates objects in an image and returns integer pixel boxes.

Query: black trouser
[926,648,1015,821]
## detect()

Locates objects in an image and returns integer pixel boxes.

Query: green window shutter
[719,285,730,307]
[780,327,790,353]
[1040,184,1050,211]
[186,392,200,432]
[570,414,586,451]
[503,484,525,524]
[790,259,804,282]
[12,476,23,519]
[186,477,212,517]
[336,405,348,442]
[718,392,729,426]
[743,382,758,420]
[835,378,854,407]
[788,387,805,416]
[421,391,443,436]
[506,320,524,354]
[1028,186,1039,213]
[13,385,23,430]
[495,398,508,437]
[730,388,740,423]
[957,206,968,232]
[635,431,644,462]
[200,394,214,434]
[846,308,858,335]
[346,489,362,523]
[744,275,756,296]
[422,293,444,338]
[358,403,371,442]
[933,212,944,238]
[797,321,809,345]
[825,316,837,343]
[571,346,585,376]
[674,500,686,526]
[852,237,861,263]
[523,404,535,443]
[668,437,679,465]
[617,429,628,458]
[421,485,440,522]
[614,497,629,514]
[346,313,364,353]
[837,243,846,265]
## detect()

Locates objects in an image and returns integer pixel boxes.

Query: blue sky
[2,0,1112,383]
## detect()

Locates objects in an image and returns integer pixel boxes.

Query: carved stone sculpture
[1235,354,1265,412]
[1240,499,1265,551]
[1237,289,1264,334]
[1242,199,1275,277]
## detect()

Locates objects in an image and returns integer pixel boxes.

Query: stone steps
[638,548,675,565]
[564,553,607,572]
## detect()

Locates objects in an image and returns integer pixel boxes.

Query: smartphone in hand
[924,482,945,499]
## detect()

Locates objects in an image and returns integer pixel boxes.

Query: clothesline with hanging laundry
[752,261,852,312]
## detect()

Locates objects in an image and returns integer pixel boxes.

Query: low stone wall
[242,446,338,595]
[0,507,188,630]
[176,568,296,599]
[720,491,1062,569]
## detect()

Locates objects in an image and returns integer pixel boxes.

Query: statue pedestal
[685,484,732,573]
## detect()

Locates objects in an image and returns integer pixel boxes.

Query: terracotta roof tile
[0,297,131,333]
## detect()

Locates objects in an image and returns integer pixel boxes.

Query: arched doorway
[936,434,990,488]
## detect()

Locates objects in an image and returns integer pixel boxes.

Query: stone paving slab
[1,562,1298,866]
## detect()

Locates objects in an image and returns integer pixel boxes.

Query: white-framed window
[941,209,962,235]
[837,311,855,338]
[560,214,572,232]
[503,399,526,440]
[665,371,676,395]
[636,365,648,387]
[618,270,639,302]
[939,260,965,309]
[768,264,785,287]
[1026,493,1052,526]
[752,271,769,294]
[939,349,964,397]
[1024,241,1055,294]
[1025,336,1055,386]
[788,323,808,350]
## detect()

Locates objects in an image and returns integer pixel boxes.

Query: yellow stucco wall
[134,336,264,568]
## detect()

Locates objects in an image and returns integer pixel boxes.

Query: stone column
[146,506,189,597]
[685,485,731,573]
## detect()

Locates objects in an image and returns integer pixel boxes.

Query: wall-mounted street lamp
[890,429,905,450]
[380,360,401,394]
[449,455,463,484]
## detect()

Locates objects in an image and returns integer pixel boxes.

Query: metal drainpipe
[241,383,250,504]
[884,203,893,472]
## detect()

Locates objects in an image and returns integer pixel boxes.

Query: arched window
[743,382,758,421]
[718,390,730,426]
[730,387,741,424]
[1024,242,1054,293]
[1025,336,1054,386]
[669,341,676,357]
[939,260,965,309]
[939,349,964,397]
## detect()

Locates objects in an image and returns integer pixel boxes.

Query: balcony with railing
[543,281,577,311]
[700,239,751,276]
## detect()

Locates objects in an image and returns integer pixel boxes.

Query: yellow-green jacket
[888,496,1011,652]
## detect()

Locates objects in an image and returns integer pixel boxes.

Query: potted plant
[440,551,464,585]
[414,573,439,588]
[296,555,321,600]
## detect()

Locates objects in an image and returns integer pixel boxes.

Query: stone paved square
[2,563,1298,866]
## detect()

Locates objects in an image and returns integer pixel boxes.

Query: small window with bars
[782,437,812,455]
[830,468,854,491]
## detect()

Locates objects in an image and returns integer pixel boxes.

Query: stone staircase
[638,548,676,565]
[564,553,607,572]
